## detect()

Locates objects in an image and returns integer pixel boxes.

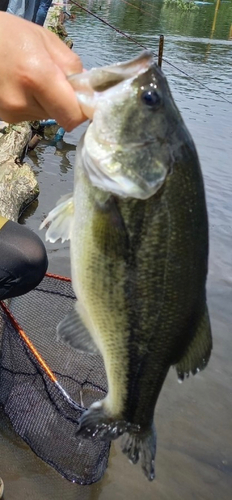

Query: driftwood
[0,122,31,164]
[0,123,39,221]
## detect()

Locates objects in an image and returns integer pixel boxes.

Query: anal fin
[175,305,212,381]
[57,302,99,354]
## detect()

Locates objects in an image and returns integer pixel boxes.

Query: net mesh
[0,274,110,485]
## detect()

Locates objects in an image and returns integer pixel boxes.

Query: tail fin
[76,402,156,481]
[121,424,156,481]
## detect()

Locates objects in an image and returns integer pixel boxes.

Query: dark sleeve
[0,220,48,300]
[0,1,9,11]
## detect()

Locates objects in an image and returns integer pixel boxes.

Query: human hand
[0,12,87,131]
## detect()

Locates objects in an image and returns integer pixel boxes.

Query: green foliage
[164,0,199,11]
[47,23,68,40]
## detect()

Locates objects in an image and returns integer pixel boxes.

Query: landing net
[0,274,110,485]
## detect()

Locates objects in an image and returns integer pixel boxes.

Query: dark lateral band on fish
[40,51,212,481]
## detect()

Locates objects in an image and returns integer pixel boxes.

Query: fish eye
[141,90,161,109]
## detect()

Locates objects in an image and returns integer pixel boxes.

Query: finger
[0,95,49,123]
[0,85,48,123]
[0,110,49,123]
[41,28,83,76]
[33,63,87,131]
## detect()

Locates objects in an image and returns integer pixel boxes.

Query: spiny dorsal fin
[56,303,99,354]
[40,193,74,243]
[175,305,212,381]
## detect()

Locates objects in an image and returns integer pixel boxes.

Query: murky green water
[1,1,232,498]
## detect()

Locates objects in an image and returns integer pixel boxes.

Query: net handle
[45,272,71,282]
[0,300,57,383]
[0,273,84,412]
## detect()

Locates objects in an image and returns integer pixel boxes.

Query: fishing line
[68,0,232,104]
[69,0,148,50]
[119,0,156,17]
[133,0,162,8]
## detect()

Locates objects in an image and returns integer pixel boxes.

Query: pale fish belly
[71,170,130,418]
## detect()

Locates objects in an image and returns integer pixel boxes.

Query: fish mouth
[68,50,154,88]
[67,51,154,120]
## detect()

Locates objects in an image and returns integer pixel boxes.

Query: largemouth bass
[40,51,212,481]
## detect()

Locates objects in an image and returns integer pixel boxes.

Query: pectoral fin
[175,305,212,381]
[40,193,74,243]
[57,303,99,354]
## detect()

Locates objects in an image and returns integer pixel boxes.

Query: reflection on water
[1,1,232,498]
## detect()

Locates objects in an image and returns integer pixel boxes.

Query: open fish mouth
[67,51,154,120]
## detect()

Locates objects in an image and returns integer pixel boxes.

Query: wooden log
[0,162,39,222]
[0,122,39,221]
[0,122,31,164]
